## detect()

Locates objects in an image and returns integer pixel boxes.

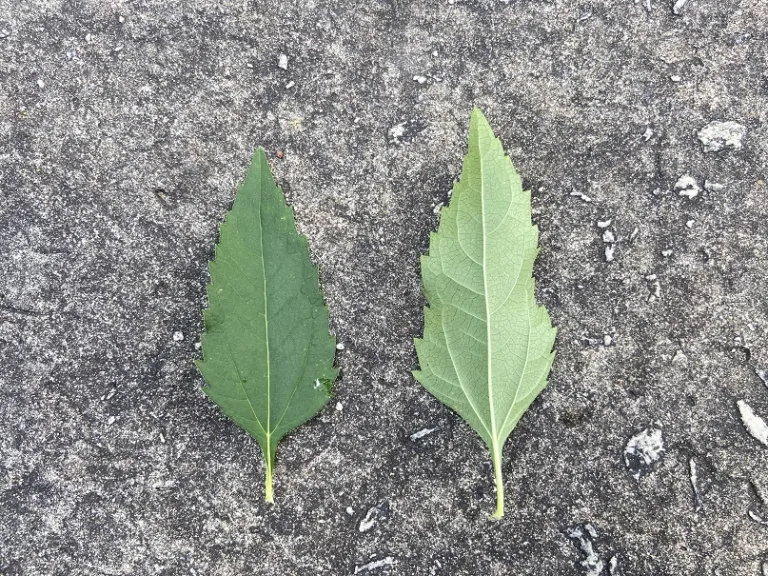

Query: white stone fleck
[749,510,768,525]
[602,230,615,243]
[689,459,702,511]
[642,127,653,141]
[359,505,382,532]
[173,331,184,341]
[346,506,354,515]
[662,249,673,257]
[605,244,615,262]
[737,400,768,446]
[336,342,345,350]
[757,368,768,388]
[704,180,724,192]
[645,274,657,281]
[432,202,443,215]
[388,122,406,144]
[685,219,694,228]
[410,427,437,441]
[278,53,289,70]
[335,402,343,412]
[698,121,747,152]
[413,75,427,84]
[285,80,295,89]
[670,74,682,82]
[672,349,687,363]
[624,428,665,479]
[354,557,396,573]
[603,335,613,346]
[672,0,688,14]
[37,78,45,89]
[675,175,700,199]
[107,416,116,425]
[570,190,592,202]
[597,219,612,229]
[566,525,604,576]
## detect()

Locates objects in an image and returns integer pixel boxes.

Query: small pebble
[597,219,612,228]
[285,80,295,89]
[413,75,427,84]
[410,427,437,441]
[37,78,45,89]
[107,416,116,425]
[662,249,673,257]
[335,402,343,411]
[670,75,682,82]
[686,220,694,228]
[605,244,615,262]
[432,202,443,214]
[336,342,345,350]
[602,230,615,243]
[675,175,700,199]
[698,121,747,152]
[672,349,688,363]
[704,180,724,192]
[604,335,613,346]
[642,127,654,141]
[278,54,288,70]
[570,190,592,202]
[346,506,354,515]
[672,0,689,14]
[173,331,184,342]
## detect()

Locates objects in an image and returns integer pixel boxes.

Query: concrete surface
[1,0,767,575]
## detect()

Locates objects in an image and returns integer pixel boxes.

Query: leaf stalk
[265,454,274,503]
[491,449,504,519]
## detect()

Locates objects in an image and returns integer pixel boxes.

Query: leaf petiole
[491,449,504,519]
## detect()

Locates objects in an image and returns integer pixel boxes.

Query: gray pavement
[1,1,767,574]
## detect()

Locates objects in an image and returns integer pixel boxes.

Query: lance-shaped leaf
[196,148,338,503]
[414,108,556,518]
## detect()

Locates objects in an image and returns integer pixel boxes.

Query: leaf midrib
[258,173,272,453]
[477,138,500,458]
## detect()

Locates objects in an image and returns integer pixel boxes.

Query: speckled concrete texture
[1,1,767,575]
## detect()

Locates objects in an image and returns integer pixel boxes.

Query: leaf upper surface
[414,108,556,517]
[196,148,337,501]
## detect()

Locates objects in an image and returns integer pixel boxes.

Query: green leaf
[196,148,338,503]
[413,108,556,518]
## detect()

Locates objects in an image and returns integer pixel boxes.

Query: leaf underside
[414,108,556,518]
[196,148,338,502]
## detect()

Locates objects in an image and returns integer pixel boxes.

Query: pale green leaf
[196,148,338,502]
[414,108,556,518]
